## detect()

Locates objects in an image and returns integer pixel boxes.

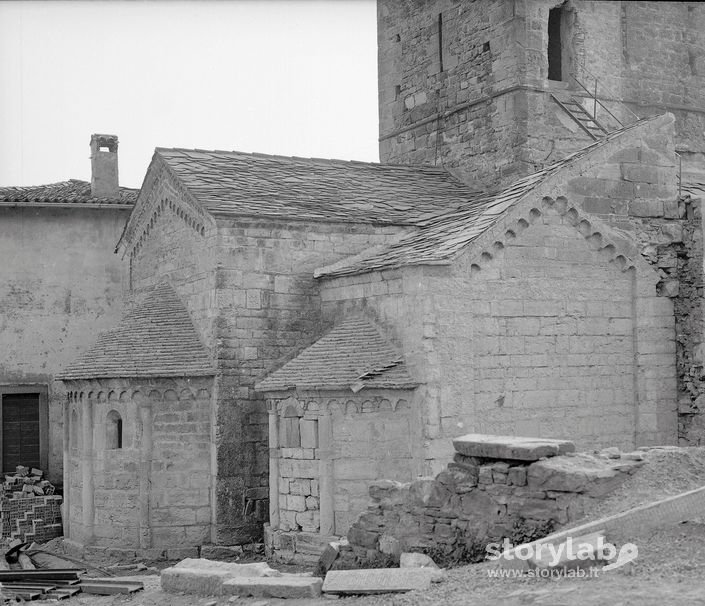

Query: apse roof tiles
[57,282,215,380]
[255,315,418,392]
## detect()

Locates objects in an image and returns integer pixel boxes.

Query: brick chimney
[90,134,119,198]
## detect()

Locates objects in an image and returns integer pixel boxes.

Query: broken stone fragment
[600,447,622,459]
[399,552,438,569]
[399,552,444,582]
[316,540,345,576]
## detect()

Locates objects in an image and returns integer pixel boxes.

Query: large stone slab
[161,559,279,596]
[452,434,575,461]
[223,575,323,599]
[322,568,435,594]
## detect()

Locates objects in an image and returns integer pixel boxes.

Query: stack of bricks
[0,495,62,543]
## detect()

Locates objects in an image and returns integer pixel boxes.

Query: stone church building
[4,0,705,554]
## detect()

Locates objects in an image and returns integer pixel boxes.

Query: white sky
[0,0,379,188]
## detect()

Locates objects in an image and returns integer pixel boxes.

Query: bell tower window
[548,5,563,81]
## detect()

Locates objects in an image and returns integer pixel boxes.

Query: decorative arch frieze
[61,377,212,403]
[266,393,412,416]
[123,156,212,259]
[465,196,639,277]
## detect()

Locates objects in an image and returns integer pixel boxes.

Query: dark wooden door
[2,393,41,471]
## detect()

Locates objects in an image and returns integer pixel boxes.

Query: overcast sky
[0,0,378,189]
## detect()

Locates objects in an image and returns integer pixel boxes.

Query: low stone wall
[341,435,645,565]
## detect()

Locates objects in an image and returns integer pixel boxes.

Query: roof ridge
[155,146,465,175]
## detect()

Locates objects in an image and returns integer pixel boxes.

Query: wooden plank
[0,569,82,582]
[1,583,53,593]
[80,582,144,595]
[81,577,144,586]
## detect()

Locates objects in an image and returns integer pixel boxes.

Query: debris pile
[0,541,144,601]
[2,466,55,498]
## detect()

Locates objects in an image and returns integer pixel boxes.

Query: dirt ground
[61,520,705,606]
[35,447,705,605]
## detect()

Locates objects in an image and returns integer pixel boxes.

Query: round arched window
[106,410,123,450]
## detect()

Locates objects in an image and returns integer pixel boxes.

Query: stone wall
[213,218,403,543]
[341,435,644,566]
[677,197,705,445]
[559,128,704,446]
[0,206,130,484]
[64,377,214,552]
[378,0,529,186]
[440,214,642,450]
[320,202,677,472]
[378,0,705,187]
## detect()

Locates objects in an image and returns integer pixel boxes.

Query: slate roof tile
[156,148,480,225]
[255,316,418,392]
[314,116,664,278]
[57,283,215,380]
[0,179,137,207]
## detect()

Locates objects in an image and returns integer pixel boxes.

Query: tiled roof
[155,148,479,225]
[315,116,666,278]
[255,316,418,392]
[0,179,137,207]
[57,283,215,380]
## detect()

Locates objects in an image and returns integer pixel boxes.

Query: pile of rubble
[0,540,144,600]
[3,466,55,498]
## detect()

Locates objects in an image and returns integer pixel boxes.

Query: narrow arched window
[106,410,123,449]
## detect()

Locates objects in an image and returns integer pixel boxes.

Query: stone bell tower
[377,0,705,189]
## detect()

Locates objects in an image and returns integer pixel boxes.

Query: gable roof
[255,316,418,393]
[0,179,138,208]
[154,148,479,225]
[57,283,215,380]
[314,115,670,278]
